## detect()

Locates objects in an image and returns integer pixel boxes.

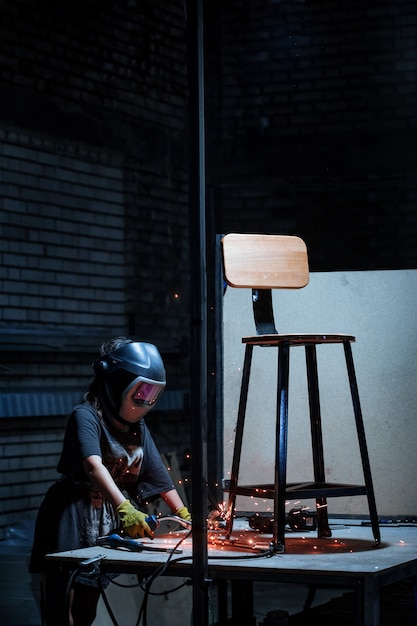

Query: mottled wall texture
[1,0,416,535]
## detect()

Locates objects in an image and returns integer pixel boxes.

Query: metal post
[186,1,209,625]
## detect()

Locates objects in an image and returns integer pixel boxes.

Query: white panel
[94,575,193,626]
[223,270,417,516]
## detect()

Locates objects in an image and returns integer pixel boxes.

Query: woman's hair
[99,336,132,356]
[84,336,133,410]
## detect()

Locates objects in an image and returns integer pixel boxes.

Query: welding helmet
[93,341,166,423]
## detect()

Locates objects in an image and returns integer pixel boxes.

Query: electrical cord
[201,545,277,560]
[97,576,120,626]
[145,578,190,595]
[82,529,276,626]
[135,529,192,626]
[133,532,277,626]
[102,572,141,588]
[61,561,117,626]
[63,568,80,626]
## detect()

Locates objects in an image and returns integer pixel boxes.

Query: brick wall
[0,0,191,359]
[1,0,416,537]
[0,0,192,538]
[0,416,68,536]
[0,132,126,347]
[211,0,417,271]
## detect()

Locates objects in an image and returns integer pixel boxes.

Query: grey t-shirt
[57,401,174,505]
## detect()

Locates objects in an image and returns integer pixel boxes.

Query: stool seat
[243,333,355,345]
[221,233,380,552]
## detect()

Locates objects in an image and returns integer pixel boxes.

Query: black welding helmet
[93,341,166,423]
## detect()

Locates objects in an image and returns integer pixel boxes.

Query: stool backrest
[221,233,310,335]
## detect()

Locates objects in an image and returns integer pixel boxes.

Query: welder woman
[29,336,191,626]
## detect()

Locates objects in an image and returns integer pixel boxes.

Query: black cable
[98,576,121,626]
[91,531,275,626]
[143,579,189,595]
[63,568,81,626]
[62,559,122,626]
[209,545,276,560]
[135,529,192,626]
[134,533,276,625]
[102,572,141,588]
[136,579,149,626]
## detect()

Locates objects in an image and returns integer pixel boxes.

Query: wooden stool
[221,233,380,552]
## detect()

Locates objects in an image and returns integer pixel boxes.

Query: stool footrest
[225,481,368,499]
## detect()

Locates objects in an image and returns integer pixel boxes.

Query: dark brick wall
[0,0,191,382]
[0,0,192,534]
[1,0,416,533]
[209,0,417,271]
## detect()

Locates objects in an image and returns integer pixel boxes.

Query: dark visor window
[132,381,163,406]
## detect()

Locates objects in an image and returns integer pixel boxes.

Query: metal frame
[225,335,380,552]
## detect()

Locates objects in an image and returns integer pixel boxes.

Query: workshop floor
[0,525,416,626]
[0,544,41,626]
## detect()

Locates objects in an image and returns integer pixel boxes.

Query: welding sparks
[207,502,230,530]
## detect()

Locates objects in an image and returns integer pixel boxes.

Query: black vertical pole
[186,1,209,626]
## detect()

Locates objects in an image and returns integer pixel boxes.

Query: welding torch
[96,514,191,554]
[96,532,184,553]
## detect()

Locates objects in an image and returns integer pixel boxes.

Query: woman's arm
[84,455,191,523]
[160,488,185,513]
[83,454,126,509]
[83,455,154,537]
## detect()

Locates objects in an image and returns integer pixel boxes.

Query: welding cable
[61,557,122,626]
[134,536,276,626]
[85,533,274,626]
[196,544,277,561]
[139,535,276,586]
[135,529,192,626]
[63,568,80,626]
[62,566,118,626]
[97,576,120,626]
[101,572,141,588]
[96,528,192,626]
[61,564,109,625]
[143,578,189,595]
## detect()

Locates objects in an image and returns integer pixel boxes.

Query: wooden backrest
[221,233,310,289]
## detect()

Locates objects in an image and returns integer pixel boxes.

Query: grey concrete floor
[0,546,42,626]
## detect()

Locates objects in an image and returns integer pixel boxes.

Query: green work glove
[176,506,192,522]
[116,500,152,538]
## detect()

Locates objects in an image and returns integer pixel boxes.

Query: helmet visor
[131,381,163,406]
[130,379,164,406]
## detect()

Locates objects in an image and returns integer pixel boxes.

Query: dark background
[0,0,416,536]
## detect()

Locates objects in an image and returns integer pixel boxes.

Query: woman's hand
[116,500,153,538]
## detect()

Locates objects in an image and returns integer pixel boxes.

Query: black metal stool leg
[216,580,228,623]
[343,341,380,546]
[231,580,256,625]
[305,344,332,538]
[273,342,290,552]
[225,344,254,540]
